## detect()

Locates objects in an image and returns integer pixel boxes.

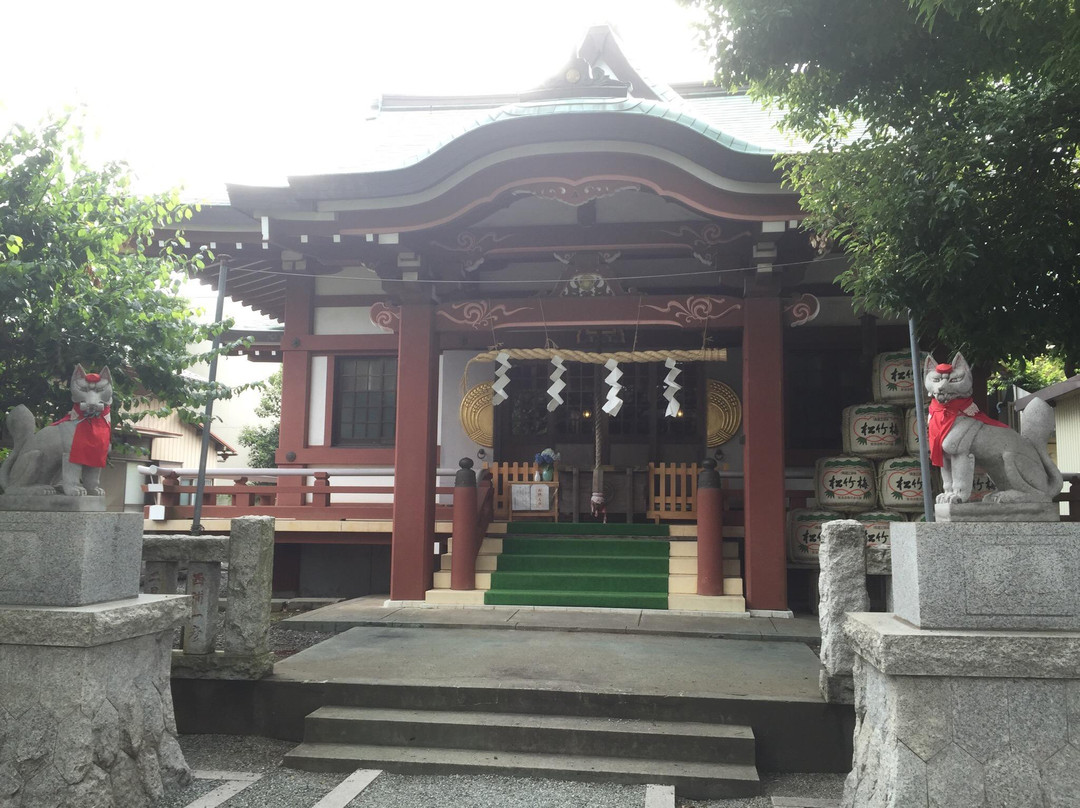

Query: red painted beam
[390,304,439,600]
[742,296,788,611]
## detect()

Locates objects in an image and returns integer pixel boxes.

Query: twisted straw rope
[462,347,727,395]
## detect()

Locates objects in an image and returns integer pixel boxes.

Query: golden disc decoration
[707,380,742,447]
[460,382,494,447]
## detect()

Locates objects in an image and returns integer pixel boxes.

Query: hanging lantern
[662,358,682,418]
[547,356,567,412]
[602,358,624,416]
[491,351,511,406]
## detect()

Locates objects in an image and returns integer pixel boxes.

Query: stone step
[439,552,498,571]
[431,570,491,590]
[303,706,756,764]
[285,742,760,800]
[667,594,746,612]
[668,557,741,576]
[669,574,744,596]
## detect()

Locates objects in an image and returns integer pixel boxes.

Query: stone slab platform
[891,521,1080,630]
[0,594,189,647]
[935,501,1060,522]
[0,510,143,606]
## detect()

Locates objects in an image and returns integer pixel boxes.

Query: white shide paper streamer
[602,358,624,417]
[492,352,511,405]
[546,356,567,412]
[662,357,682,417]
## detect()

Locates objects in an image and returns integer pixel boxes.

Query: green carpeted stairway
[484,523,671,610]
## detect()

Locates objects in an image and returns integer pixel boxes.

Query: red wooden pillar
[390,304,439,600]
[742,296,788,611]
[696,458,724,595]
[450,458,478,591]
[276,275,314,505]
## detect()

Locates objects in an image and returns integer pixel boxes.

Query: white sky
[2,0,713,203]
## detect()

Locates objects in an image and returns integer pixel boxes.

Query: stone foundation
[0,507,190,807]
[0,595,190,806]
[843,613,1080,807]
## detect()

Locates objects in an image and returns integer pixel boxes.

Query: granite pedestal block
[891,521,1080,631]
[0,494,105,512]
[0,511,142,606]
[0,595,191,806]
[843,613,1080,808]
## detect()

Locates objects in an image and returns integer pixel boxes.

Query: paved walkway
[274,624,823,702]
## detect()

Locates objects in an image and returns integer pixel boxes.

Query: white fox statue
[924,353,1061,505]
[0,365,113,497]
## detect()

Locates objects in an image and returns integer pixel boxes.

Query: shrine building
[147,26,911,613]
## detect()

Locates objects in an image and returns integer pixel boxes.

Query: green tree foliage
[685,0,1080,371]
[237,369,281,469]
[0,115,248,436]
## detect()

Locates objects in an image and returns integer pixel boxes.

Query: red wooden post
[390,304,439,600]
[234,477,251,508]
[742,295,788,611]
[696,458,724,595]
[312,472,331,508]
[450,458,479,590]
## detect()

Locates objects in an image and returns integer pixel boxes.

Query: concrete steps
[286,705,760,799]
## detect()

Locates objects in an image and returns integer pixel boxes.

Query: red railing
[140,465,456,522]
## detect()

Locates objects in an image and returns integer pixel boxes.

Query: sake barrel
[815,456,878,512]
[877,456,929,512]
[904,407,922,456]
[853,510,906,548]
[872,351,928,404]
[842,403,905,458]
[787,509,843,565]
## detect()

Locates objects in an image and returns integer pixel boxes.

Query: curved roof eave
[228,98,798,213]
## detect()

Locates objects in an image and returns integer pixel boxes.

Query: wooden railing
[140,465,456,522]
[646,462,700,522]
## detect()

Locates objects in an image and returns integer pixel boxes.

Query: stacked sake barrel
[788,351,928,564]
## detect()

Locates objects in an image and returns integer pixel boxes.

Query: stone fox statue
[0,366,113,497]
[924,353,1061,505]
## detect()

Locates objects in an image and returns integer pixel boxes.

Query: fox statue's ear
[923,354,937,377]
[99,367,112,383]
[72,364,87,384]
[951,353,969,372]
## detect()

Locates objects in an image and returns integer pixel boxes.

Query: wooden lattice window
[332,357,398,445]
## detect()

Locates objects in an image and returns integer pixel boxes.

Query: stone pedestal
[0,512,143,606]
[843,521,1080,807]
[892,522,1080,630]
[0,511,190,806]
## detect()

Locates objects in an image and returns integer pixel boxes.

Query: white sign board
[511,484,551,511]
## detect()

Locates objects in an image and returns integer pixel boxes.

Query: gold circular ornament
[707,380,742,447]
[460,382,494,447]
[565,68,581,83]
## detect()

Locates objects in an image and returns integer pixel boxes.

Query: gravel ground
[152,735,846,808]
[172,610,335,659]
